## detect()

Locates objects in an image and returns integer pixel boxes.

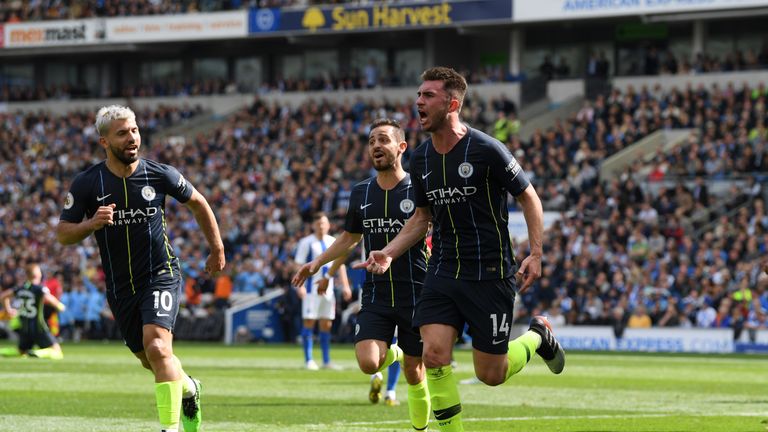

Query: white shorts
[302,293,336,320]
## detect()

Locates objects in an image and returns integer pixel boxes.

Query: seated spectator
[627,304,652,328]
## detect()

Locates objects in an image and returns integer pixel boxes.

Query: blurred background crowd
[2,78,767,344]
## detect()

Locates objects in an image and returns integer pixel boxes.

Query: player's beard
[109,143,139,165]
[372,154,395,171]
[422,103,451,133]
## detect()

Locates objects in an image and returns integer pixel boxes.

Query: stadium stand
[1,1,767,350]
[1,75,767,346]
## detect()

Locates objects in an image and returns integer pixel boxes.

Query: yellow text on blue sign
[328,3,453,31]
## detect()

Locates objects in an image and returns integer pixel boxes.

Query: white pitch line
[338,411,767,427]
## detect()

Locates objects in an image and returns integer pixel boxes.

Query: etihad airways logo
[113,207,158,226]
[425,186,477,205]
[362,218,405,234]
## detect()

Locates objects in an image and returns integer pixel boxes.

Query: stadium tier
[1,79,766,349]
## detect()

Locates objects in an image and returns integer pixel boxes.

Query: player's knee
[421,348,450,369]
[475,369,505,386]
[475,362,507,386]
[357,359,379,374]
[143,338,171,362]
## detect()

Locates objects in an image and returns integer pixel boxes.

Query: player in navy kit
[293,119,431,431]
[0,263,66,359]
[357,68,565,432]
[56,105,225,432]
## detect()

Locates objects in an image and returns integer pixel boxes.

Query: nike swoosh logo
[360,203,373,210]
[96,194,111,201]
[421,171,432,179]
[156,312,169,317]
[491,338,507,345]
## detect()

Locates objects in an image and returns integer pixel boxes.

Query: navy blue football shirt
[410,127,530,281]
[345,174,427,307]
[60,159,194,297]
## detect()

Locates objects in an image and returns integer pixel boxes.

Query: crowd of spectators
[0,78,767,345]
[0,0,425,22]
[1,0,242,22]
[0,79,240,103]
[512,80,768,341]
[520,81,768,188]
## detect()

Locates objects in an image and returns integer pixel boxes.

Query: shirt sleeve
[160,164,195,203]
[487,139,530,197]
[60,172,90,223]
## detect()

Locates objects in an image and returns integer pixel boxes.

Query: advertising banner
[514,0,768,23]
[249,0,512,35]
[519,325,735,353]
[105,10,247,43]
[3,19,103,48]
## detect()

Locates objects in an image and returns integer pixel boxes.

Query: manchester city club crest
[458,162,474,178]
[64,192,74,209]
[141,185,156,201]
[400,198,414,213]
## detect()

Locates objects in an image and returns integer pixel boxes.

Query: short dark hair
[312,212,328,222]
[370,118,405,142]
[421,66,468,106]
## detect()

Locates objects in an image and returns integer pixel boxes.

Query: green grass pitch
[0,341,765,431]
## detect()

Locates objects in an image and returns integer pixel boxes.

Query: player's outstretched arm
[184,189,225,275]
[354,206,431,275]
[57,203,116,245]
[44,292,66,312]
[292,231,362,288]
[514,184,543,293]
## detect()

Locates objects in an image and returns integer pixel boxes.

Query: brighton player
[293,212,352,370]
